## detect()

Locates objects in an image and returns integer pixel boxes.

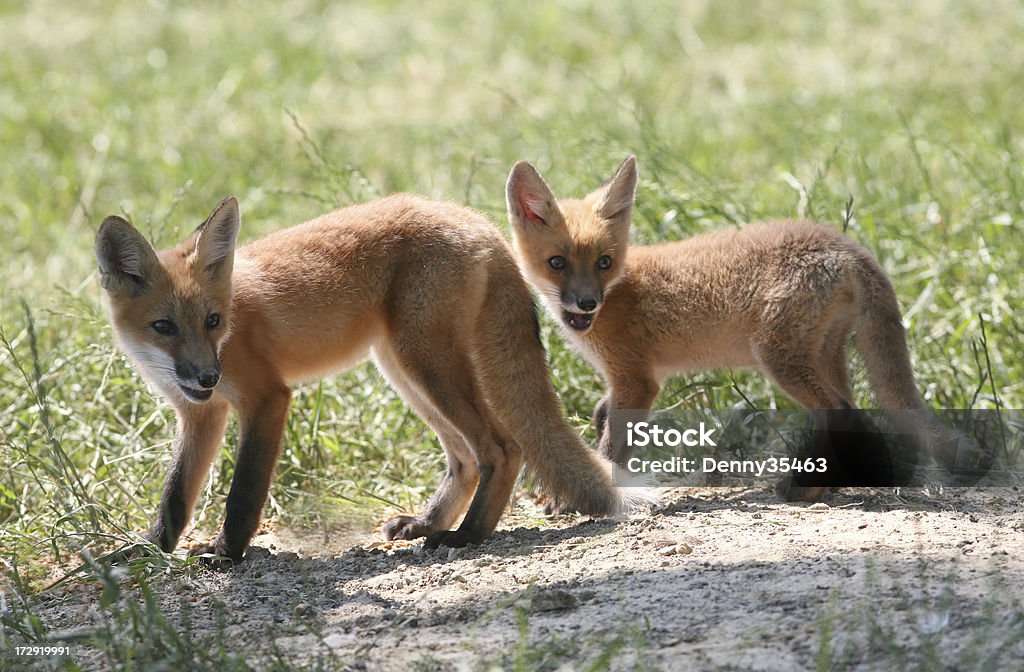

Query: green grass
[1,0,1022,669]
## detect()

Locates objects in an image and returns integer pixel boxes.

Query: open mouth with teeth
[562,310,595,332]
[179,385,214,402]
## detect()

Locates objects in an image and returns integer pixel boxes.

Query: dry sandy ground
[31,486,1024,670]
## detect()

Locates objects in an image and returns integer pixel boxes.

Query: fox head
[95,197,240,405]
[506,156,637,334]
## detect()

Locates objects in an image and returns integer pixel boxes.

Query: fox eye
[597,255,612,270]
[549,256,567,270]
[152,319,176,335]
[206,313,221,330]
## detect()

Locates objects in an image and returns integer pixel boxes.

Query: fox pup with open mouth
[506,156,987,500]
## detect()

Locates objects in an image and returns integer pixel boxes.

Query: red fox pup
[96,195,649,562]
[506,156,983,499]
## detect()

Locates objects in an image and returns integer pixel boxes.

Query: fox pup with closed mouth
[96,195,651,563]
[506,156,986,500]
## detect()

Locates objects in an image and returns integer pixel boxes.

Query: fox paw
[383,515,435,541]
[949,441,996,476]
[541,497,579,516]
[775,478,828,503]
[424,529,482,550]
[188,541,242,569]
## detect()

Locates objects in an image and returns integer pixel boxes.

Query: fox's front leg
[147,400,230,552]
[593,393,611,441]
[598,375,660,466]
[189,384,291,564]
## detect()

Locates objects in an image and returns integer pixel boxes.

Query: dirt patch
[31,487,1024,670]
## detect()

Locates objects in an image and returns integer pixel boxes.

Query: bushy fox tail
[852,254,927,412]
[853,253,991,475]
[473,261,656,515]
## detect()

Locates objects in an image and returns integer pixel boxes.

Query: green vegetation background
[1,0,1021,579]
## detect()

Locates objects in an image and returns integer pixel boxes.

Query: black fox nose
[197,371,220,389]
[577,298,598,312]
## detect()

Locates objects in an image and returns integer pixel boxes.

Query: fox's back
[622,220,870,315]
[240,194,502,278]
[225,194,520,383]
[585,220,875,372]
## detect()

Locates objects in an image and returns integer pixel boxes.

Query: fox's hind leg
[820,319,856,407]
[375,338,523,548]
[754,335,848,410]
[374,346,481,541]
[754,339,851,502]
[593,392,611,441]
[598,370,660,466]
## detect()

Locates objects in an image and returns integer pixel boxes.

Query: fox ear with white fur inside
[590,155,638,228]
[192,197,240,279]
[506,161,563,229]
[95,216,161,297]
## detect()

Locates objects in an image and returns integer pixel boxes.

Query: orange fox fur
[507,156,984,499]
[96,195,651,562]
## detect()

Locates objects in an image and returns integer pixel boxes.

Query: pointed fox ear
[192,197,240,278]
[591,155,638,224]
[95,216,160,296]
[506,161,561,229]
